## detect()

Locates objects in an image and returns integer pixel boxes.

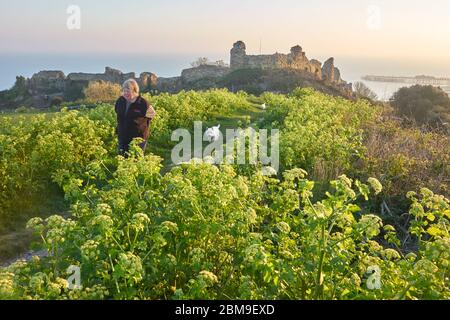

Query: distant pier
[362,75,450,86]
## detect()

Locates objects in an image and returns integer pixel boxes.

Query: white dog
[204,124,221,142]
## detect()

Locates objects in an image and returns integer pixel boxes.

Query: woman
[115,79,156,156]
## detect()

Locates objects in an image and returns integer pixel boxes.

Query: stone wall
[66,67,136,84]
[181,65,230,83]
[156,76,181,92]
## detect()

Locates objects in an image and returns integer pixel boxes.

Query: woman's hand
[145,104,156,120]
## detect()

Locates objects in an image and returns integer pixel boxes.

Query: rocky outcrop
[66,67,135,84]
[27,71,66,94]
[334,67,342,84]
[321,58,335,83]
[310,59,323,79]
[139,72,158,90]
[156,76,182,92]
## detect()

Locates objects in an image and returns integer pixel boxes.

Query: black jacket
[114,95,156,145]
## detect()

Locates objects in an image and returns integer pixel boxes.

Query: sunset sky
[1,0,450,68]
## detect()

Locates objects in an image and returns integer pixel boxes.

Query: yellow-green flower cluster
[130,213,150,232]
[367,178,383,195]
[47,277,69,296]
[189,248,205,264]
[81,240,100,260]
[95,203,112,216]
[90,214,113,231]
[29,272,47,291]
[0,272,14,298]
[68,284,109,300]
[117,252,144,283]
[198,270,218,286]
[276,221,291,234]
[246,208,257,225]
[161,221,178,234]
[26,217,44,233]
[383,248,401,260]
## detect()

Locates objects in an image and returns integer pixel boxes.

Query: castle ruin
[230,40,347,86]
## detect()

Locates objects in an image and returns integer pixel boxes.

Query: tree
[14,76,27,90]
[353,81,378,101]
[390,85,450,126]
[215,60,227,67]
[190,57,210,67]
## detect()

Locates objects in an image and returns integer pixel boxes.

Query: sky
[1,0,450,66]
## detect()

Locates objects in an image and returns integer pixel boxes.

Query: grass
[0,187,69,263]
[0,108,59,120]
[208,102,264,129]
[153,97,265,172]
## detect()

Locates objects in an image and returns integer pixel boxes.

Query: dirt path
[1,249,48,267]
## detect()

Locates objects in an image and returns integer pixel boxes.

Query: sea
[1,53,450,101]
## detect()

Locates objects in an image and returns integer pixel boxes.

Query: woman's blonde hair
[122,79,140,96]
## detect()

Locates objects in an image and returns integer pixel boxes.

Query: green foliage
[0,151,448,300]
[0,108,114,229]
[0,77,31,109]
[219,68,265,87]
[0,89,252,230]
[141,89,251,142]
[261,88,378,180]
[0,87,448,300]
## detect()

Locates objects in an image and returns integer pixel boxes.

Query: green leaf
[427,226,442,237]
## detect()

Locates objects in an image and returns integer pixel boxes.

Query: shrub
[390,85,450,126]
[354,82,378,101]
[83,81,121,104]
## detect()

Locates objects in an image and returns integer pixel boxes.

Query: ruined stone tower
[322,58,335,83]
[230,41,247,69]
